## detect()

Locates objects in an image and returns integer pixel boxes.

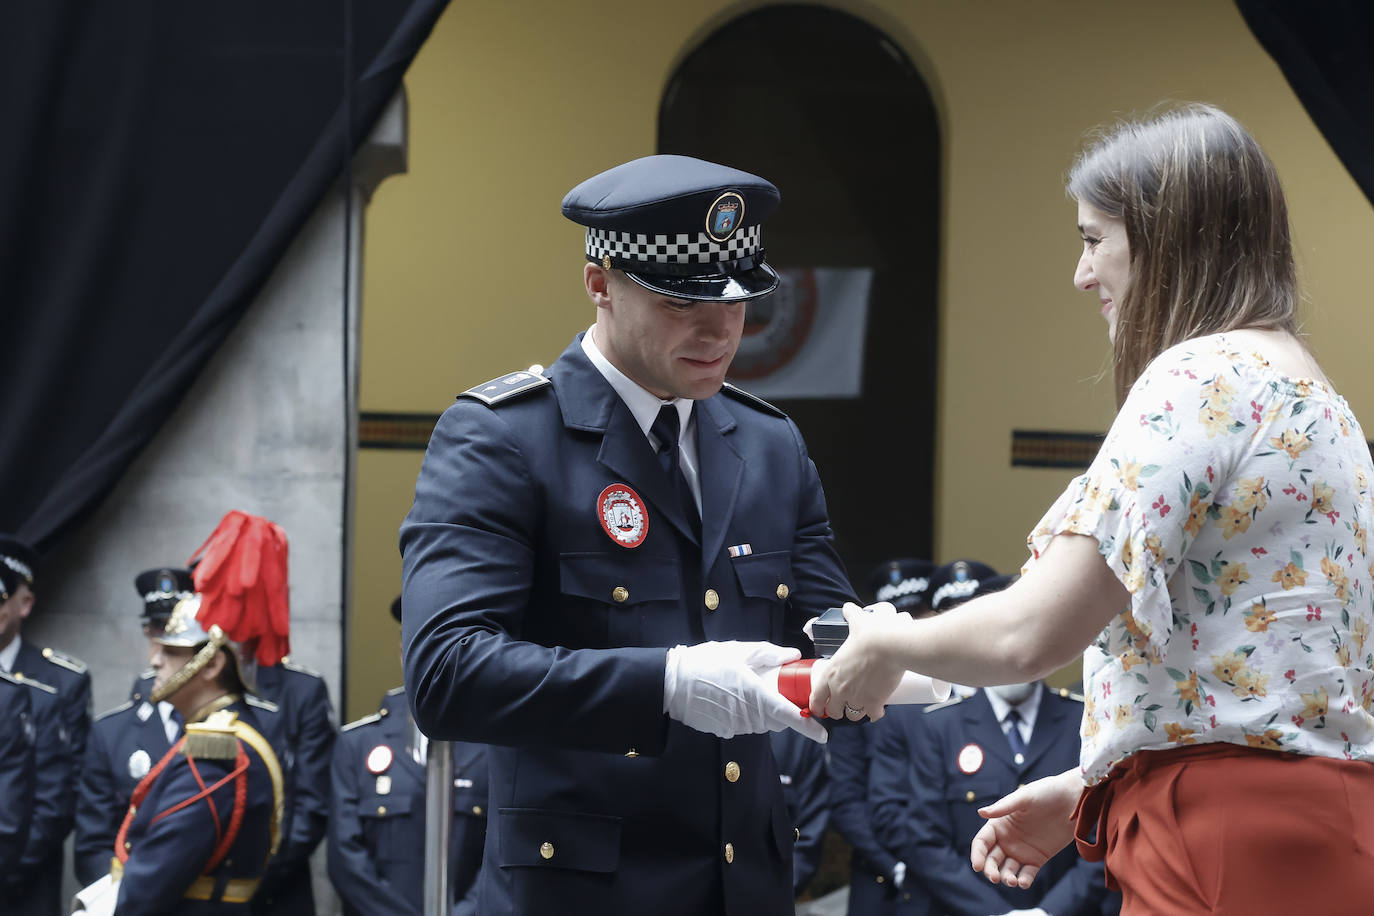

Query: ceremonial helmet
[150,511,291,703]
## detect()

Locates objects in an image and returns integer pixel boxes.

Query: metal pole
[423,739,453,916]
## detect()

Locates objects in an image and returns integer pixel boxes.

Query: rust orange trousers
[1072,743,1374,915]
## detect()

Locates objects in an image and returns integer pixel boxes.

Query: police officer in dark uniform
[108,592,285,915]
[0,535,86,916]
[329,598,487,915]
[876,563,1112,916]
[827,558,935,916]
[400,155,855,915]
[0,668,39,884]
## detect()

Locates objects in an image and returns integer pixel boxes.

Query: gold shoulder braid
[182,709,241,761]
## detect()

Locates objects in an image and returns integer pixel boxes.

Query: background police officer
[768,727,829,899]
[827,558,935,915]
[329,597,487,915]
[0,667,39,887]
[0,535,85,916]
[400,155,855,915]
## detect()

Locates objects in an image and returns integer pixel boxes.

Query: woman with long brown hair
[812,104,1374,911]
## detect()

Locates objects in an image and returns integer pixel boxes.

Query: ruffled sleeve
[1025,343,1270,654]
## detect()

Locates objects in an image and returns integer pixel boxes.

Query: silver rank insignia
[375,774,392,796]
[128,749,151,779]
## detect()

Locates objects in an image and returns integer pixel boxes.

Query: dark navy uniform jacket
[329,688,487,916]
[768,728,829,896]
[9,640,89,916]
[400,336,855,916]
[250,661,336,915]
[827,723,902,915]
[899,688,1109,916]
[0,672,37,881]
[76,695,174,884]
[114,698,281,916]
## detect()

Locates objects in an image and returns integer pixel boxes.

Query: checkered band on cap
[1,555,33,584]
[586,225,762,267]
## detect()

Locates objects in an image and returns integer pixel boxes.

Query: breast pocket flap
[497,808,622,873]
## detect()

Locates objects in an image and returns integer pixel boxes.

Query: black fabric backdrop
[0,1,447,555]
[1236,0,1374,209]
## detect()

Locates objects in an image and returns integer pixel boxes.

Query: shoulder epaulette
[922,695,966,714]
[245,695,280,713]
[341,712,382,733]
[279,657,323,679]
[385,686,405,697]
[138,667,155,680]
[11,671,57,694]
[459,370,551,406]
[720,382,786,417]
[94,699,136,722]
[41,647,88,675]
[182,710,241,761]
[1054,687,1086,703]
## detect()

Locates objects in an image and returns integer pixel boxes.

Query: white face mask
[987,682,1038,705]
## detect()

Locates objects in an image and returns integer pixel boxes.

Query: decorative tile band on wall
[360,412,440,450]
[1010,430,1107,469]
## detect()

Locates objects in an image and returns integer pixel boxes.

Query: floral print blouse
[1026,333,1374,784]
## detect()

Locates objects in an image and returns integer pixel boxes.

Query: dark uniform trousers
[0,674,38,878]
[75,696,174,885]
[827,722,905,916]
[902,689,1112,916]
[329,688,488,916]
[400,336,855,916]
[6,642,86,916]
[113,699,281,915]
[769,727,829,896]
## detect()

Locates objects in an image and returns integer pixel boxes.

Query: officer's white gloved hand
[892,861,906,889]
[998,910,1050,916]
[664,641,828,744]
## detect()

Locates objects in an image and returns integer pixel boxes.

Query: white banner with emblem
[727,266,872,399]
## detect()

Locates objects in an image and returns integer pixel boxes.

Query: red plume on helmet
[188,510,291,666]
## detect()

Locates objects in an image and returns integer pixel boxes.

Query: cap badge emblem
[957,742,984,775]
[158,570,176,593]
[367,744,393,774]
[706,191,745,242]
[597,484,648,548]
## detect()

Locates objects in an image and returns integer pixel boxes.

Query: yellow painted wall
[348,0,1374,718]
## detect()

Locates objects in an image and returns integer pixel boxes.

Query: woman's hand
[969,769,1082,889]
[808,602,907,721]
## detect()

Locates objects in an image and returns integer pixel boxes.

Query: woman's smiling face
[1073,201,1131,343]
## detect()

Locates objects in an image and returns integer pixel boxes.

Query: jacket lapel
[965,690,1014,770]
[695,396,742,572]
[1023,686,1071,770]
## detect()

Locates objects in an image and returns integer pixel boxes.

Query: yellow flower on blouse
[1244,602,1276,632]
[1300,687,1329,720]
[1164,723,1198,745]
[1245,729,1285,751]
[1232,668,1269,699]
[1270,429,1311,459]
[1111,705,1132,726]
[1118,460,1143,491]
[1202,375,1236,406]
[1233,476,1267,512]
[1184,491,1210,537]
[1272,562,1307,590]
[1217,505,1252,540]
[1321,556,1351,604]
[1355,522,1369,557]
[1337,642,1353,667]
[1120,649,1146,672]
[1200,405,1234,438]
[1145,534,1165,566]
[1212,651,1247,684]
[1352,617,1369,655]
[1312,481,1336,516]
[1175,670,1200,705]
[1216,561,1250,596]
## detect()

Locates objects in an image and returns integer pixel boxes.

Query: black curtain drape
[0,1,448,553]
[1236,0,1374,208]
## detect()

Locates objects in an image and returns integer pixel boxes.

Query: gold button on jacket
[540,841,555,860]
[723,842,734,864]
[964,790,976,803]
[611,586,629,603]
[704,589,719,611]
[724,761,740,783]
[776,583,789,599]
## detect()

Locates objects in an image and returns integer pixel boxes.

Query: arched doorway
[660,5,940,589]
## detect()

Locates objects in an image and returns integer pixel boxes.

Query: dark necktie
[1005,709,1028,764]
[169,708,184,743]
[650,404,701,539]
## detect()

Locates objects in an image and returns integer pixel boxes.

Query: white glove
[891,861,906,889]
[664,641,828,744]
[999,909,1050,916]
